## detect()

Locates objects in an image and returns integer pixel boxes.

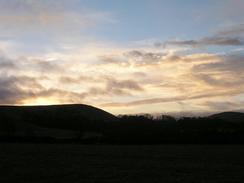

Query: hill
[0,104,117,140]
[1,106,244,144]
[210,112,244,123]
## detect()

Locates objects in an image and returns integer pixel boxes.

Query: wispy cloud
[193,55,244,74]
[0,0,114,39]
[102,89,244,107]
[166,23,244,47]
[0,75,41,104]
[202,101,244,111]
[218,24,244,37]
[0,1,244,114]
[167,37,244,47]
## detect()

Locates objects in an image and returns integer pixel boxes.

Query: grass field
[0,144,244,183]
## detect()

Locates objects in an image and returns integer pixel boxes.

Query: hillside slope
[210,112,244,123]
[0,104,117,138]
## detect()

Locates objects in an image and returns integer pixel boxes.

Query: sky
[0,0,244,115]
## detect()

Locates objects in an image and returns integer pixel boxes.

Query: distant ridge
[210,111,244,123]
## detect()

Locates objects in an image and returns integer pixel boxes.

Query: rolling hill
[210,112,244,123]
[0,104,117,139]
[1,105,244,144]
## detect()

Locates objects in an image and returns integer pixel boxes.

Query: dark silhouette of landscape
[1,104,244,144]
[2,105,244,182]
[1,1,244,182]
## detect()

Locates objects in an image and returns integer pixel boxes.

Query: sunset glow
[0,0,244,114]
[21,98,61,106]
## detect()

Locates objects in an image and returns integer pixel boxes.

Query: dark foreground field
[1,144,244,183]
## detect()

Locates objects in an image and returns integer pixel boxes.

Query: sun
[22,98,60,106]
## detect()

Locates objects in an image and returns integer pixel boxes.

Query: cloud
[0,0,114,38]
[202,101,243,111]
[193,73,244,88]
[83,77,144,97]
[166,23,244,48]
[99,50,166,67]
[125,50,165,62]
[0,70,144,105]
[0,55,16,69]
[106,77,143,92]
[36,88,86,103]
[99,51,244,109]
[58,75,144,96]
[0,74,89,104]
[102,89,244,107]
[59,75,96,85]
[193,55,244,74]
[0,75,41,104]
[34,60,64,73]
[0,53,65,76]
[99,49,218,74]
[218,24,244,37]
[0,49,147,104]
[0,26,243,113]
[167,37,244,47]
[0,52,89,104]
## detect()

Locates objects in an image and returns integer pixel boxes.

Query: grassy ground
[0,144,244,183]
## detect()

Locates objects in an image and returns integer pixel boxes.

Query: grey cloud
[193,55,244,73]
[100,50,166,67]
[201,37,243,46]
[193,73,244,88]
[157,82,195,93]
[0,75,88,104]
[191,54,244,90]
[58,75,144,97]
[0,51,145,105]
[0,57,16,69]
[36,61,63,73]
[102,89,244,107]
[100,50,217,68]
[106,78,143,91]
[218,24,244,37]
[20,57,65,74]
[0,62,15,69]
[124,50,165,65]
[132,72,147,77]
[59,75,96,85]
[0,53,64,74]
[202,101,243,111]
[85,87,129,97]
[79,77,145,97]
[125,50,144,57]
[99,55,129,66]
[0,75,41,104]
[167,37,244,47]
[166,23,244,47]
[102,96,185,107]
[0,53,18,71]
[163,54,217,63]
[86,87,107,96]
[59,76,80,84]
